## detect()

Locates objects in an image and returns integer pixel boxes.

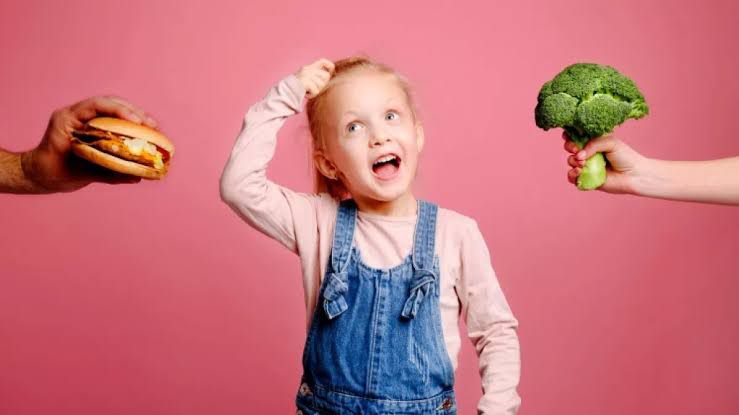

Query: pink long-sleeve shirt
[220,74,521,414]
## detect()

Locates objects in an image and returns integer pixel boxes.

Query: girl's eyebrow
[340,95,406,122]
[339,111,360,125]
[385,99,410,112]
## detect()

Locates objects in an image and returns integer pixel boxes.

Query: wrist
[20,147,52,194]
[292,73,308,93]
[629,156,661,197]
[286,74,308,100]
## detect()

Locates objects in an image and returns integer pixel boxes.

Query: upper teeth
[374,155,397,165]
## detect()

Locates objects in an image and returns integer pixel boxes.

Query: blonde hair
[305,56,417,200]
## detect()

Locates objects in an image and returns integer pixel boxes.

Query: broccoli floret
[535,63,649,190]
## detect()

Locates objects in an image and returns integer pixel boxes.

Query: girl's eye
[347,123,363,133]
[385,111,399,121]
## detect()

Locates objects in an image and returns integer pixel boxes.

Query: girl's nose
[370,133,392,147]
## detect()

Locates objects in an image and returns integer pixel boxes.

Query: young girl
[220,57,520,414]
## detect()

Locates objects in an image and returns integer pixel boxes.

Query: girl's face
[316,70,424,207]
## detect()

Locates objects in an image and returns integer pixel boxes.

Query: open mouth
[371,154,401,180]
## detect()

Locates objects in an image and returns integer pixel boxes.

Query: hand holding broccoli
[563,132,739,204]
[563,133,648,194]
[535,63,649,190]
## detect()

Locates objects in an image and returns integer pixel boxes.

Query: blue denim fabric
[297,199,456,414]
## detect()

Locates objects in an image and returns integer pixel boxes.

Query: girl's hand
[563,132,649,195]
[295,58,335,99]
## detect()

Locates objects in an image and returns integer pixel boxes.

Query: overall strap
[323,199,357,319]
[412,200,438,271]
[402,200,439,319]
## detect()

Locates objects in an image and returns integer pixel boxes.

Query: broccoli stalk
[535,63,649,190]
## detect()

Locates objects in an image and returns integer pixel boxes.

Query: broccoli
[535,63,649,190]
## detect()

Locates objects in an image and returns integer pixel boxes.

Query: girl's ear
[416,123,425,153]
[313,150,339,180]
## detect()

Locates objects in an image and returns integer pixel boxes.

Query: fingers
[297,58,336,99]
[70,97,140,123]
[568,154,585,168]
[315,58,335,75]
[562,132,583,185]
[106,96,158,127]
[69,96,158,127]
[563,139,580,154]
[562,131,621,160]
[315,69,331,83]
[561,132,580,154]
[301,58,334,78]
[310,72,330,91]
[304,80,321,98]
[306,62,334,98]
[567,167,581,184]
[306,88,319,99]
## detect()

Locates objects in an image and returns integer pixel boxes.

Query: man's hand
[4,96,158,194]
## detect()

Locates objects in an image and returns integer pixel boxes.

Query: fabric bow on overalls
[401,268,437,319]
[323,270,349,319]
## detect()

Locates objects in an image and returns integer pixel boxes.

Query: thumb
[577,135,619,160]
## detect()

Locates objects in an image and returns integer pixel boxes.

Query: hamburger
[71,117,174,180]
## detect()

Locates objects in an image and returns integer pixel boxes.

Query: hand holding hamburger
[18,96,172,193]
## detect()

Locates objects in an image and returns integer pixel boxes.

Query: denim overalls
[296,199,456,414]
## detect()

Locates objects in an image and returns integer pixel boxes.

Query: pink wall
[2,1,738,414]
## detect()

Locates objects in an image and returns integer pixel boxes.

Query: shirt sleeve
[457,220,521,414]
[219,74,323,255]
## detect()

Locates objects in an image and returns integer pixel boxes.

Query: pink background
[2,0,738,414]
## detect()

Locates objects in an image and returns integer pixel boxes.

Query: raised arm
[219,59,336,252]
